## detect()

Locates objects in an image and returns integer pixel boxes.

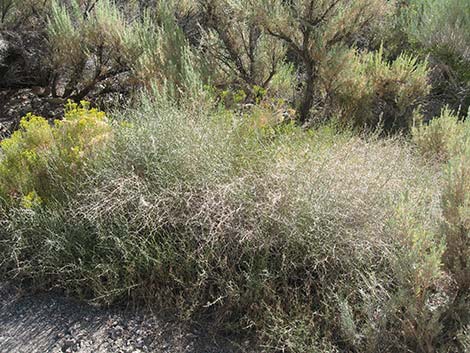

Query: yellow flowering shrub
[54,100,111,167]
[0,101,112,206]
[20,191,43,209]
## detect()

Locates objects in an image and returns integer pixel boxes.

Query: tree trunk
[298,62,315,123]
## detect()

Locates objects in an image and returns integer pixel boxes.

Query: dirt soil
[0,283,252,353]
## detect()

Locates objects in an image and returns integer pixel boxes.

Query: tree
[47,0,205,103]
[198,0,286,99]
[257,0,391,122]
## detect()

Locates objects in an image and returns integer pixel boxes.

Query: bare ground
[0,283,252,353]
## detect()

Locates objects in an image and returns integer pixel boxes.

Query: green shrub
[198,0,286,97]
[0,0,50,29]
[47,0,206,102]
[412,107,470,161]
[387,200,448,353]
[404,0,470,113]
[128,4,208,104]
[47,0,134,99]
[406,0,470,80]
[257,0,393,122]
[0,101,111,206]
[1,93,453,351]
[322,47,430,133]
[322,174,447,353]
[412,105,470,346]
[265,62,297,103]
[441,149,470,293]
[2,1,470,351]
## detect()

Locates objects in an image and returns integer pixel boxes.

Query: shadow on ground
[0,283,251,353]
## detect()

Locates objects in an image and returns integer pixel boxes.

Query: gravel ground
[0,283,253,353]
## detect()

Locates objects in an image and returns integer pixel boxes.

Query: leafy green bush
[0,101,111,206]
[322,47,430,133]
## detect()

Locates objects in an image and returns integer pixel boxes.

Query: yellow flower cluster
[0,101,112,207]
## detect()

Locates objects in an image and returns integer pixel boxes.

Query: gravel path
[0,283,251,353]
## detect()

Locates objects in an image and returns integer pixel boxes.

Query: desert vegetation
[1,0,470,352]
